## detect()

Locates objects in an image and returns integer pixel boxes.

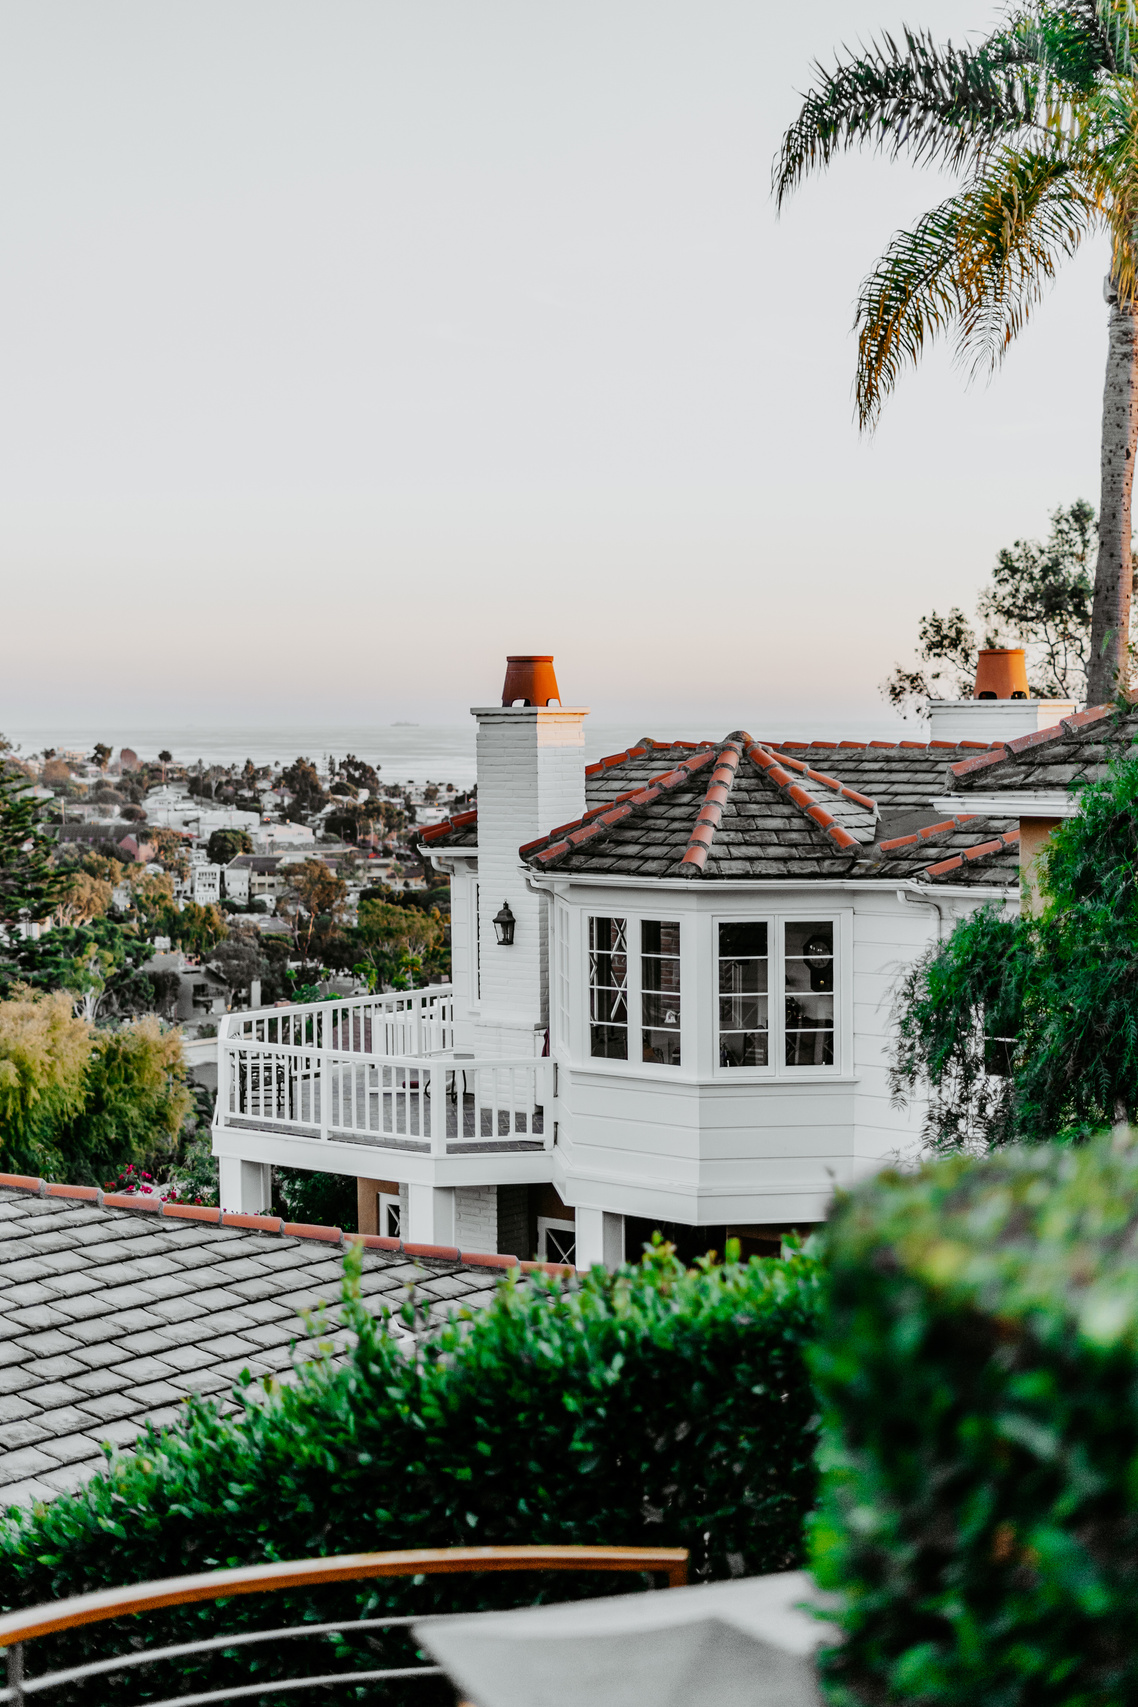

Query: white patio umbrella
[414,1569,838,1707]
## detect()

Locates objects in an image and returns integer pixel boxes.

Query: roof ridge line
[419,807,478,844]
[949,703,1113,780]
[526,748,719,866]
[923,827,1021,880]
[762,745,878,812]
[677,738,749,876]
[0,1173,581,1274]
[745,742,860,854]
[877,813,977,853]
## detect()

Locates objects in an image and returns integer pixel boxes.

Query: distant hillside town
[2,740,467,1029]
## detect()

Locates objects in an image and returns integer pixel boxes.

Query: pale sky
[0,1,1110,731]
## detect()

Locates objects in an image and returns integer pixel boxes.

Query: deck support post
[407,1184,456,1247]
[218,1158,273,1215]
[576,1208,624,1271]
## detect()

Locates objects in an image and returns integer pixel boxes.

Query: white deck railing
[216,987,550,1156]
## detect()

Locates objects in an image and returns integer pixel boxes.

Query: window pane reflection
[784,921,834,1066]
[718,921,768,1067]
[642,919,680,1065]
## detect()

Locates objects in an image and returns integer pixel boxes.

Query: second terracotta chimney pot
[974,647,1029,700]
[501,655,561,707]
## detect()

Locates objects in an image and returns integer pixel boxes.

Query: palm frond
[854,151,1098,428]
[774,26,1038,207]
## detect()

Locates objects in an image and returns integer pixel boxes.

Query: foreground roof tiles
[0,1184,528,1508]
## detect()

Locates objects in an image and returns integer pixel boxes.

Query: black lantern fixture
[492,900,516,946]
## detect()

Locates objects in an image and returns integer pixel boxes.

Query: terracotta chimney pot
[501,655,561,707]
[974,647,1029,700]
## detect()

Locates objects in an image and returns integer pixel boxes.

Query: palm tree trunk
[1087,277,1138,704]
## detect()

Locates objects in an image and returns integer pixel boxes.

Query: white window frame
[538,1217,576,1265]
[583,910,686,1073]
[555,900,571,1047]
[712,910,850,1080]
[378,1192,401,1240]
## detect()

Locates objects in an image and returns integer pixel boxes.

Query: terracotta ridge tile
[679,742,743,873]
[924,827,1021,879]
[877,814,977,853]
[526,748,717,869]
[420,807,478,844]
[743,742,862,855]
[950,745,1010,779]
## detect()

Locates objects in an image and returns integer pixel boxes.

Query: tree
[352,896,448,988]
[339,753,380,795]
[884,499,1108,712]
[0,757,66,930]
[775,6,1138,701]
[277,858,348,965]
[891,737,1138,1148]
[157,749,173,785]
[206,827,253,866]
[1,915,155,1017]
[161,901,228,958]
[89,743,112,771]
[146,826,192,876]
[280,757,327,819]
[208,927,268,999]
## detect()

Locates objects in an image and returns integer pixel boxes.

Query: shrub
[812,1131,1138,1707]
[0,989,91,1175]
[0,1239,822,1702]
[272,1164,358,1231]
[0,994,189,1182]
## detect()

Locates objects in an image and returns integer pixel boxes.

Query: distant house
[191,863,222,906]
[54,821,152,862]
[228,854,285,902]
[149,951,230,1023]
[223,863,251,903]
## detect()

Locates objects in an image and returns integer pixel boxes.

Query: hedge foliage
[0,1238,822,1704]
[813,1131,1138,1707]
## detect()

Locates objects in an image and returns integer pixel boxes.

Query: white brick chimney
[471,658,587,1054]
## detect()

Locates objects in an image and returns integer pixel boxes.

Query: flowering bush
[102,1161,208,1206]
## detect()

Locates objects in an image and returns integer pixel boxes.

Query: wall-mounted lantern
[492,900,516,946]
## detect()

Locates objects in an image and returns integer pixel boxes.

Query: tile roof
[948,702,1135,796]
[417,732,1020,887]
[519,735,1017,886]
[0,1180,569,1508]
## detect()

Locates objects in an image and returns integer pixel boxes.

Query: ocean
[3,712,914,790]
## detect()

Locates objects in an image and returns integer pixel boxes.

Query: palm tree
[775,2,1138,702]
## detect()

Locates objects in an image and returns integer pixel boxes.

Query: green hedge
[1,1239,821,1703]
[813,1133,1138,1707]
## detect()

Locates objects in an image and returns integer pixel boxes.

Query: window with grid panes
[784,921,834,1065]
[589,916,628,1059]
[718,922,769,1067]
[641,920,681,1064]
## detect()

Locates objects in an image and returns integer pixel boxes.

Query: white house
[191,863,222,906]
[212,654,1038,1266]
[223,862,251,904]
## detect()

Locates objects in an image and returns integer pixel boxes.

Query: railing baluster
[7,1639,24,1706]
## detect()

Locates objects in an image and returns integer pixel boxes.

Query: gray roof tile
[0,1185,537,1505]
